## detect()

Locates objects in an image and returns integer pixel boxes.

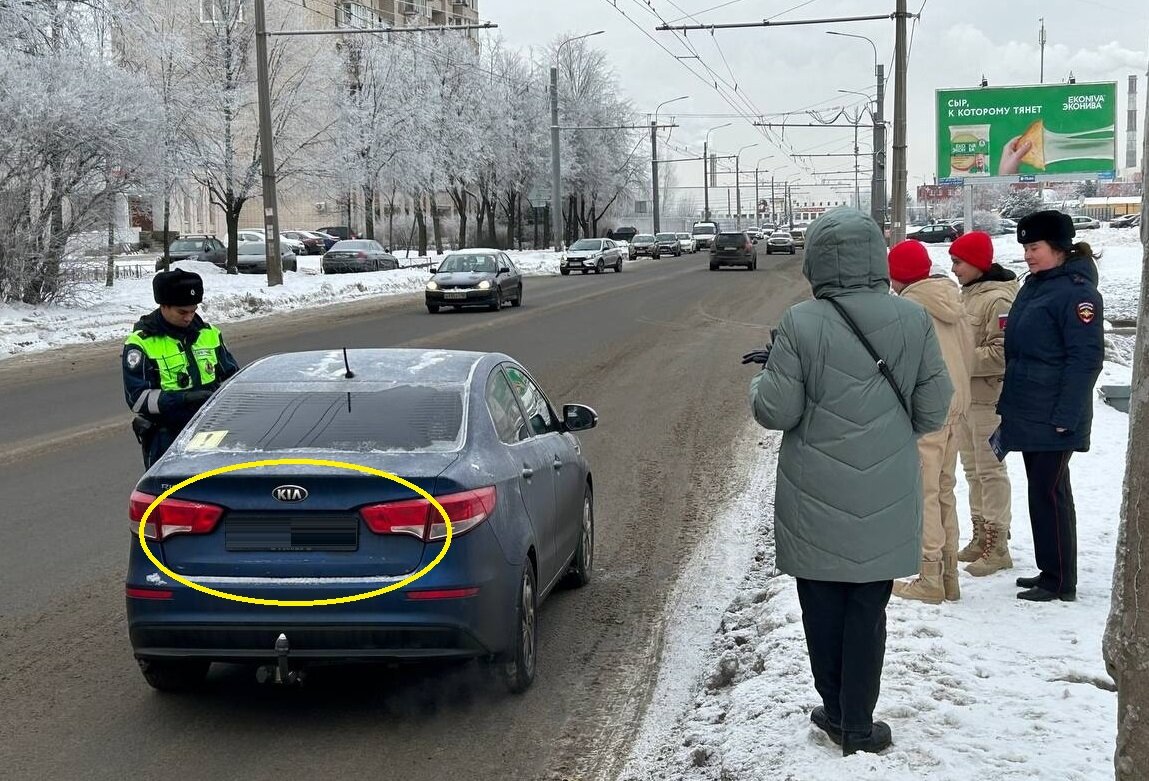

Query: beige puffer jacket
[901,275,974,422]
[960,265,1020,405]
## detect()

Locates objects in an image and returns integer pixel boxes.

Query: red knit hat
[887,240,931,284]
[949,230,994,272]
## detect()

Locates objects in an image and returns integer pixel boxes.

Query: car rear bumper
[710,253,753,265]
[632,247,658,256]
[322,262,370,273]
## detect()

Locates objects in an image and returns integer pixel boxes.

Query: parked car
[790,227,807,249]
[709,231,756,271]
[675,232,697,254]
[630,234,659,258]
[282,231,325,255]
[426,249,523,313]
[558,238,623,275]
[322,240,399,273]
[654,232,682,257]
[998,218,1018,234]
[691,221,719,250]
[315,226,359,241]
[310,230,340,251]
[613,239,634,260]
[907,223,959,243]
[153,235,227,270]
[124,348,598,694]
[606,226,638,244]
[1071,215,1100,230]
[766,230,795,255]
[1110,213,1141,229]
[234,242,298,274]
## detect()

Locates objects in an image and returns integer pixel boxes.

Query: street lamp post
[734,143,758,228]
[651,95,688,234]
[827,30,886,231]
[551,30,604,251]
[754,156,770,226]
[703,122,730,221]
[838,88,873,211]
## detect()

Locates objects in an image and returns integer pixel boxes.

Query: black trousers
[795,578,893,734]
[1021,451,1077,593]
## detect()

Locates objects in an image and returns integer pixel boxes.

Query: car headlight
[426,280,439,291]
[478,280,492,290]
[560,255,567,263]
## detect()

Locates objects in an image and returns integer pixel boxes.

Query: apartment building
[327,0,480,32]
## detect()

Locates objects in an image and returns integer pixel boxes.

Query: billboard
[936,82,1117,179]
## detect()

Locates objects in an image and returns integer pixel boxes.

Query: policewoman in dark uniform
[997,210,1104,602]
[122,269,239,468]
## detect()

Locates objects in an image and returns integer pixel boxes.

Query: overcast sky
[482,0,1148,205]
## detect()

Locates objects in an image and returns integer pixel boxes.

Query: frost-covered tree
[998,187,1043,218]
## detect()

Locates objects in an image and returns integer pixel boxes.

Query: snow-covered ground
[620,229,1141,780]
[0,249,564,358]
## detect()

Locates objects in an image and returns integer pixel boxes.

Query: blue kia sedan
[125,349,597,694]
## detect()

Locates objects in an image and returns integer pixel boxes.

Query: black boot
[842,721,892,756]
[1016,574,1042,588]
[1017,585,1076,602]
[810,706,842,745]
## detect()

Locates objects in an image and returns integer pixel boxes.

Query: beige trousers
[918,421,961,562]
[957,402,1012,533]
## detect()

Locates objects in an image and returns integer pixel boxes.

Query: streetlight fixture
[651,95,688,233]
[734,142,758,228]
[551,30,605,251]
[703,122,731,221]
[754,156,772,226]
[838,88,873,212]
[827,30,886,230]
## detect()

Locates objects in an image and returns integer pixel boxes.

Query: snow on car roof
[236,349,487,384]
[448,247,503,255]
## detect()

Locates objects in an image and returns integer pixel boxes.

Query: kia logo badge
[273,485,308,503]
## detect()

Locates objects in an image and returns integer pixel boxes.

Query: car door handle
[521,466,534,479]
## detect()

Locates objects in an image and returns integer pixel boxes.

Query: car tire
[615,258,622,272]
[427,304,440,314]
[489,290,502,312]
[560,269,569,276]
[499,561,538,694]
[789,248,795,255]
[564,487,594,589]
[595,261,603,274]
[709,263,719,271]
[512,288,522,307]
[138,658,210,693]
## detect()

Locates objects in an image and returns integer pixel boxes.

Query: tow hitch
[256,633,305,686]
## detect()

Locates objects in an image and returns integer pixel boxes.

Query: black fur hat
[153,269,204,306]
[1016,210,1075,249]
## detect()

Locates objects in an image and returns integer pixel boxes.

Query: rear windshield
[716,233,746,247]
[177,384,466,453]
[693,225,717,235]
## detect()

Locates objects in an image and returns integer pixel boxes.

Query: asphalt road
[0,247,809,781]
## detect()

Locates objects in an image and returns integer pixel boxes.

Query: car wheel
[560,269,570,276]
[489,290,502,311]
[709,263,719,271]
[427,303,440,314]
[138,658,210,693]
[499,561,537,694]
[512,288,522,307]
[595,261,603,274]
[564,487,594,588]
[789,248,795,255]
[615,259,622,272]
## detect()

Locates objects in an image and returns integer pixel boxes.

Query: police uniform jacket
[122,310,239,430]
[997,256,1104,452]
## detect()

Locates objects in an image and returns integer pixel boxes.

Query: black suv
[154,235,227,270]
[709,231,757,271]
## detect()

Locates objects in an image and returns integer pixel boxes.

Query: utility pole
[703,139,709,220]
[771,176,776,222]
[651,120,660,233]
[875,62,887,230]
[254,0,282,285]
[853,123,860,210]
[550,66,562,251]
[891,0,909,244]
[735,159,742,227]
[1039,18,1046,84]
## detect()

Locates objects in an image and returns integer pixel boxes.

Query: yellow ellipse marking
[137,458,451,607]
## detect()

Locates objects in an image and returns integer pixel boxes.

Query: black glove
[741,348,772,365]
[183,389,214,407]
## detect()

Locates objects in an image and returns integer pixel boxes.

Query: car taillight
[129,489,225,541]
[360,486,496,542]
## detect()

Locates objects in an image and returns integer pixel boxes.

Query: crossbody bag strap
[824,297,911,416]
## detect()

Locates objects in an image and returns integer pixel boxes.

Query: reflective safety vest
[124,325,225,391]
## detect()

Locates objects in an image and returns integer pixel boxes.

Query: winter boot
[965,523,1013,577]
[956,517,985,563]
[942,551,961,602]
[892,560,945,605]
[842,721,892,756]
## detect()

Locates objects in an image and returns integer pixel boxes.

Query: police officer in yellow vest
[122,269,239,467]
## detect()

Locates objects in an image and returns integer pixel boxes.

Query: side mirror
[428,266,438,274]
[499,266,510,274]
[562,404,598,432]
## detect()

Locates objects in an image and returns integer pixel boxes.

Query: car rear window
[177,384,466,453]
[655,233,676,241]
[693,225,717,235]
[716,233,746,247]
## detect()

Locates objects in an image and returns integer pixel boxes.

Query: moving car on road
[559,238,624,275]
[691,221,719,250]
[630,234,659,259]
[765,230,795,255]
[322,240,399,273]
[124,348,599,694]
[709,231,756,271]
[675,233,697,254]
[654,232,682,257]
[425,248,523,313]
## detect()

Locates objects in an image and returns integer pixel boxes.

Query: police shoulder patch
[1076,301,1096,324]
[125,348,144,369]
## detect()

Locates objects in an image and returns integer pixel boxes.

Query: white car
[237,228,307,256]
[675,233,697,253]
[1071,215,1100,230]
[766,231,795,255]
[612,239,633,260]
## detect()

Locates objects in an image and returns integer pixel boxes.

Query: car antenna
[342,347,355,379]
